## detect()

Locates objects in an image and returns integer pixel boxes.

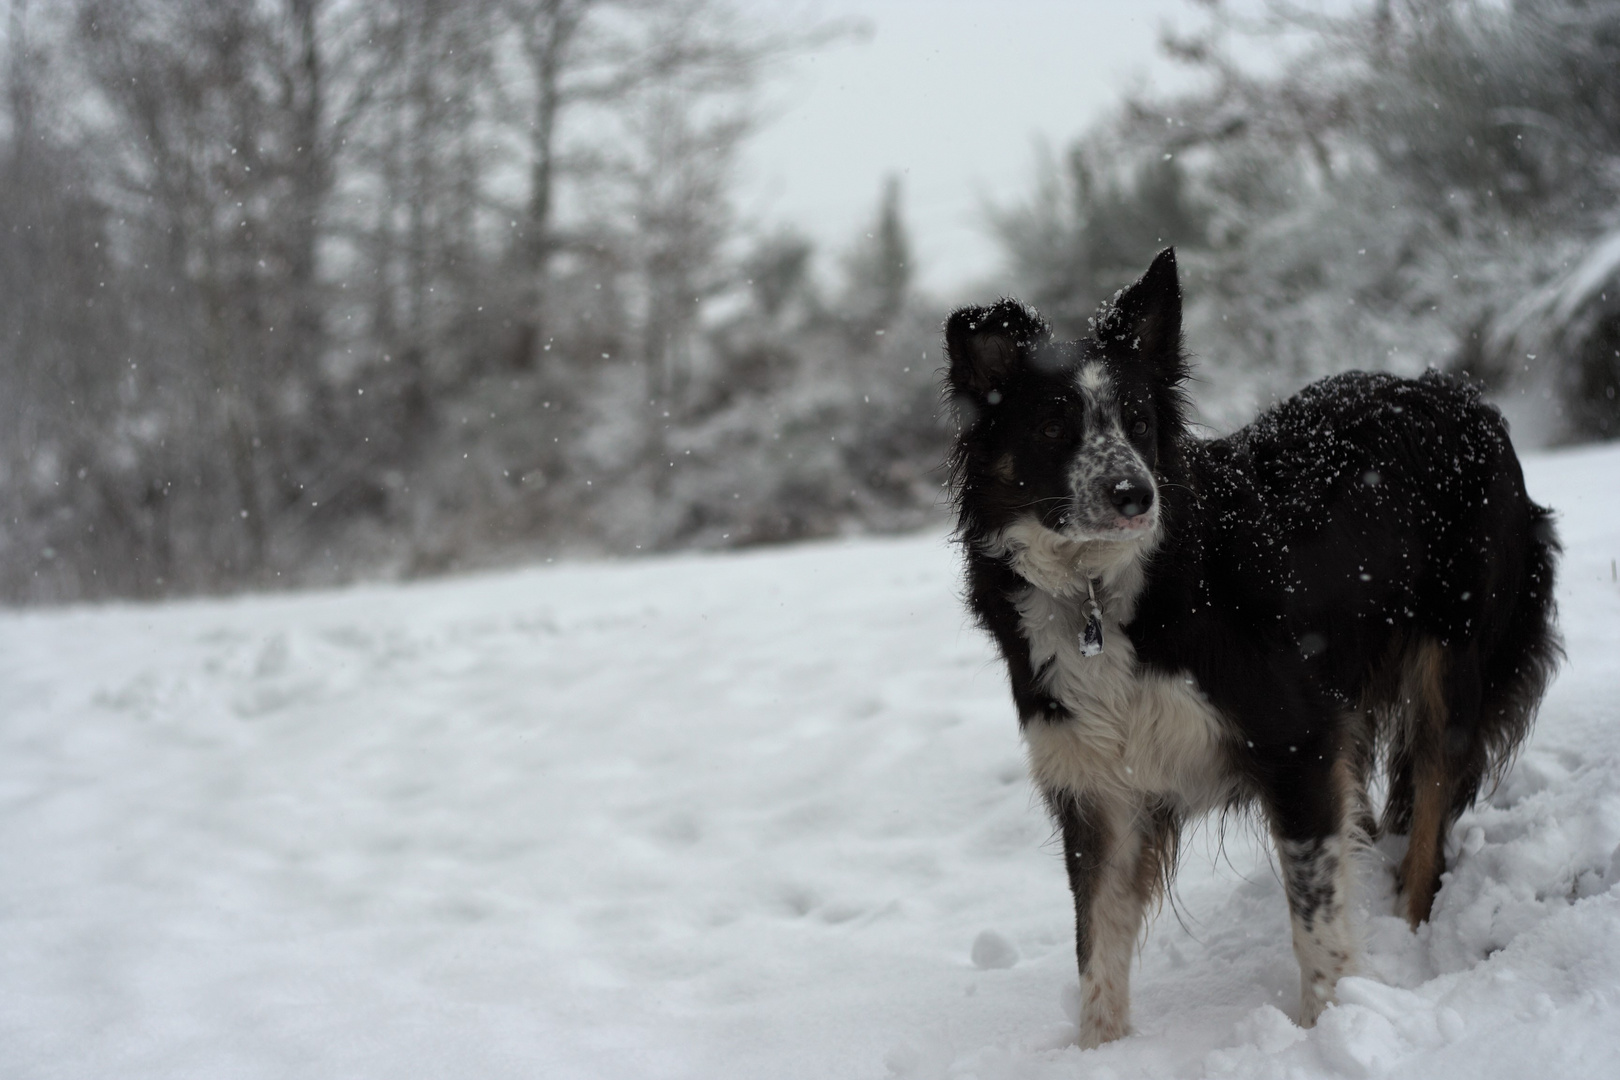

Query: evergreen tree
[841,174,912,338]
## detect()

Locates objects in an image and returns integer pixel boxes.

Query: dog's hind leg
[1399,500,1561,925]
[1264,745,1361,1026]
[1394,638,1460,927]
[1052,792,1172,1048]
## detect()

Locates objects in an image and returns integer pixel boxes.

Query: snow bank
[2,443,1618,1079]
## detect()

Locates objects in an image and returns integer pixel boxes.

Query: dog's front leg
[1054,791,1152,1048]
[1264,755,1358,1027]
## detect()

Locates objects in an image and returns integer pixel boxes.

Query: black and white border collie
[944,249,1560,1047]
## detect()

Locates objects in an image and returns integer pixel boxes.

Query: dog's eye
[1041,421,1065,440]
[1130,418,1149,436]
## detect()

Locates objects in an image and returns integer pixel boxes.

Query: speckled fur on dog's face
[1059,358,1161,540]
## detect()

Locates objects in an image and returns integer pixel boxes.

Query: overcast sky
[738,0,1208,301]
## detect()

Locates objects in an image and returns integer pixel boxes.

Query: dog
[943,248,1560,1047]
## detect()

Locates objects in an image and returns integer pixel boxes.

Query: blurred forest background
[2,0,1619,604]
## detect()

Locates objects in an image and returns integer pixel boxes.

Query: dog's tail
[1384,493,1560,926]
[1473,500,1562,794]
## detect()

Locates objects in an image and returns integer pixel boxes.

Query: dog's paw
[1298,982,1337,1028]
[1078,995,1131,1048]
[1078,1019,1130,1050]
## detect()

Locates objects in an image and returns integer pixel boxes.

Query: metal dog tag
[1080,598,1105,657]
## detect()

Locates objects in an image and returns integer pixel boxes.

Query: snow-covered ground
[4,443,1619,1080]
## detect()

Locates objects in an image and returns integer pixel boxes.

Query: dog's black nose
[1107,478,1155,518]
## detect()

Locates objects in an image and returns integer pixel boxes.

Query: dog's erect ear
[945,299,1049,399]
[1096,248,1183,377]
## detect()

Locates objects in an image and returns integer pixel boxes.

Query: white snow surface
[4,444,1620,1079]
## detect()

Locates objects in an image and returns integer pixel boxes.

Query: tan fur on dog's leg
[1399,640,1451,926]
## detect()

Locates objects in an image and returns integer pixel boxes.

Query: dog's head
[945,249,1190,579]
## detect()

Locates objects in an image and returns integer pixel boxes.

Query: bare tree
[0,0,176,598]
[75,0,374,577]
[501,0,831,370]
[505,0,591,366]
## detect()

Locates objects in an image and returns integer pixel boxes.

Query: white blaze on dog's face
[945,250,1187,591]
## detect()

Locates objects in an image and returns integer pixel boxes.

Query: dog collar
[1080,575,1104,657]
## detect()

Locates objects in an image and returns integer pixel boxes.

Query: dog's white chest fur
[1015,585,1233,810]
